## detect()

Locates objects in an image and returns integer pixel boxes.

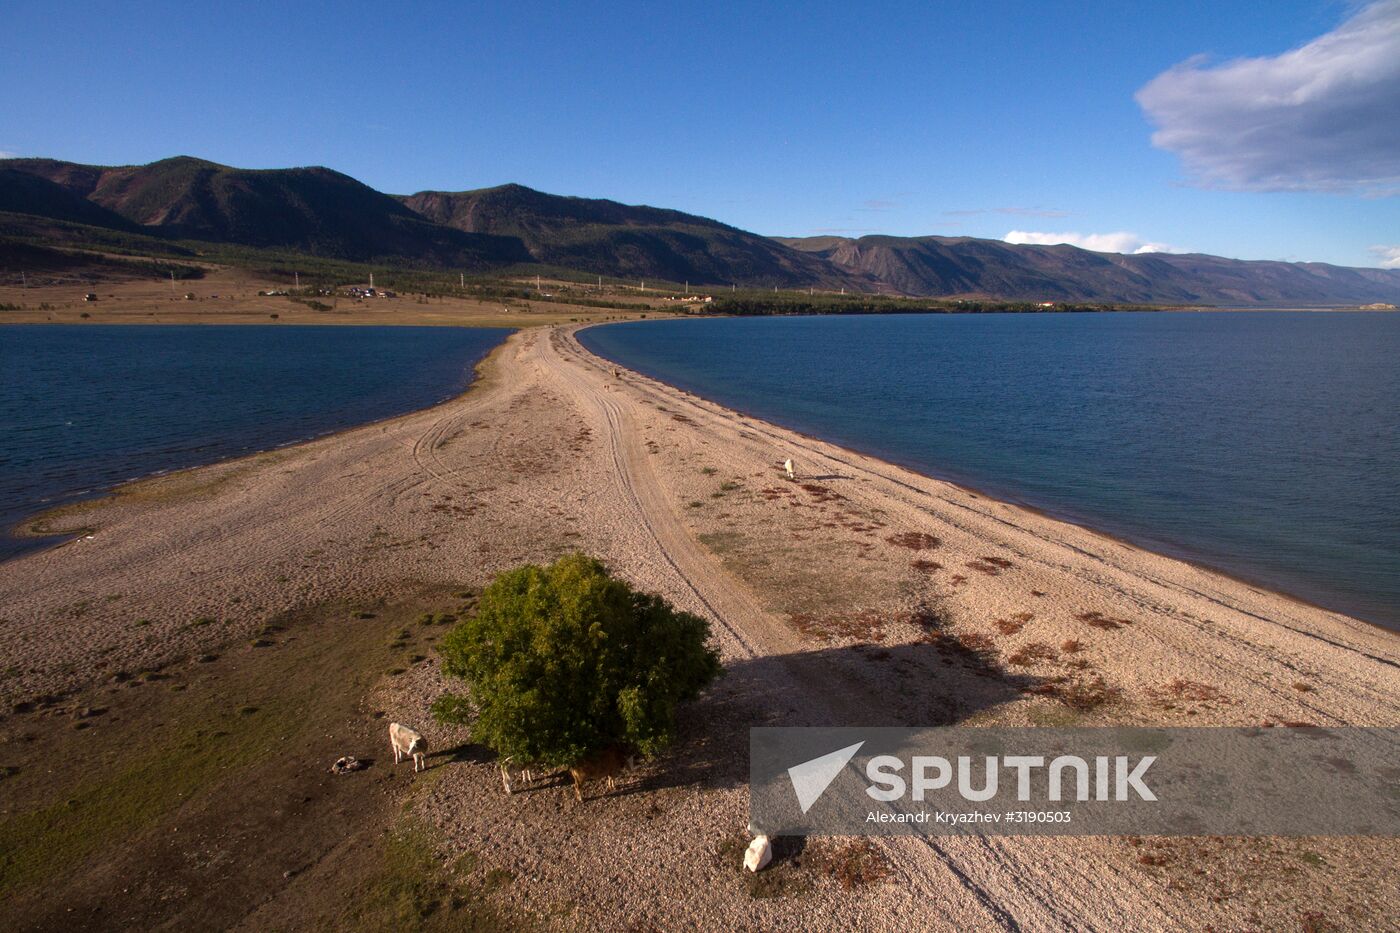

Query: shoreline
[6,315,1390,638]
[576,318,1398,634]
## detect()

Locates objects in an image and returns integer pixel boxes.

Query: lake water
[0,324,506,558]
[580,313,1400,629]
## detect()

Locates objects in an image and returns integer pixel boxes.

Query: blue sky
[3,0,1397,267]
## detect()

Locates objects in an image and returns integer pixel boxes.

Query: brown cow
[568,746,632,801]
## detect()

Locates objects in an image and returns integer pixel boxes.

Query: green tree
[433,553,722,769]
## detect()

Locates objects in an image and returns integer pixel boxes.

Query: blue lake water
[580,313,1400,630]
[0,324,506,558]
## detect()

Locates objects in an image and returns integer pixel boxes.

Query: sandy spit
[1,323,1397,931]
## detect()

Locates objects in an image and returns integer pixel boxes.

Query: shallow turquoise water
[580,312,1400,629]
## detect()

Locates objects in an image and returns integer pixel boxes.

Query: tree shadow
[596,634,1045,799]
[434,742,496,766]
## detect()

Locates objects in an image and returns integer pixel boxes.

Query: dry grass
[1007,642,1059,666]
[1146,679,1231,707]
[0,266,652,329]
[810,839,893,891]
[788,610,886,643]
[903,602,1003,672]
[966,556,1014,576]
[932,632,1001,675]
[1075,610,1134,631]
[799,483,844,504]
[1027,675,1122,711]
[994,612,1035,636]
[886,532,940,550]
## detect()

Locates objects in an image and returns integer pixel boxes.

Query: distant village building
[346,286,395,299]
[1359,302,1397,310]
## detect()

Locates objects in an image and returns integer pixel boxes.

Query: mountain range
[3,155,1398,306]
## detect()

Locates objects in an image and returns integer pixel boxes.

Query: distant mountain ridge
[1,156,530,268]
[2,155,1399,304]
[779,235,1400,306]
[0,167,143,233]
[397,184,864,289]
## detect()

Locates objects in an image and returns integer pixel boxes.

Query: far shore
[1,315,1397,928]
[4,265,1395,332]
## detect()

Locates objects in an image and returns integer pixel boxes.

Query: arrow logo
[787,741,865,813]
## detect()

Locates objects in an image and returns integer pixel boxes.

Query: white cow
[389,722,429,772]
[499,756,540,794]
[783,458,796,481]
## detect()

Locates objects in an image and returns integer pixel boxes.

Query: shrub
[430,692,474,724]
[435,553,721,769]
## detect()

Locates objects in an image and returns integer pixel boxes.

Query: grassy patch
[0,699,287,894]
[334,827,522,932]
[787,610,886,642]
[715,834,812,900]
[810,839,892,890]
[0,596,416,904]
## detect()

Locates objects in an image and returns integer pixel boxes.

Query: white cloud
[1136,0,1400,195]
[0,151,17,160]
[1003,230,1178,254]
[1370,245,1400,268]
